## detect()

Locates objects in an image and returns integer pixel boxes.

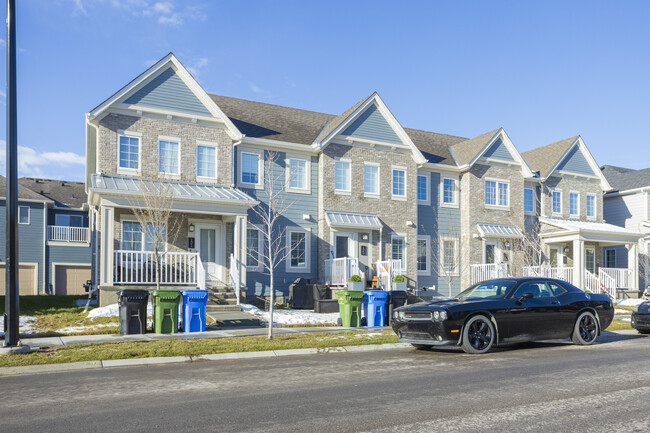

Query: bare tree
[249,151,300,340]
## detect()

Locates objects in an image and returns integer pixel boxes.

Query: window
[524,188,535,213]
[586,194,596,219]
[585,248,596,274]
[118,134,140,171]
[287,229,309,271]
[287,158,308,191]
[417,236,430,274]
[605,249,616,268]
[144,224,167,252]
[569,192,579,217]
[391,236,406,270]
[197,144,217,178]
[159,139,180,175]
[246,227,261,268]
[417,175,429,203]
[121,221,166,251]
[485,180,509,207]
[18,206,30,224]
[55,214,83,227]
[364,163,379,196]
[392,167,406,198]
[513,282,552,299]
[441,238,458,274]
[442,177,457,207]
[334,160,351,192]
[547,282,567,296]
[552,190,562,214]
[241,152,261,185]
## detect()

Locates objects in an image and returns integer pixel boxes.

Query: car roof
[481,277,582,292]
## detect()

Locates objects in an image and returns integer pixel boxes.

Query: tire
[637,329,650,335]
[461,315,496,354]
[572,311,599,345]
[411,344,433,350]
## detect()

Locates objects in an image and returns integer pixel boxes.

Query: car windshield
[457,280,517,300]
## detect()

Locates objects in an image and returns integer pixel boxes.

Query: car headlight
[439,310,447,321]
[433,311,440,320]
[432,310,448,321]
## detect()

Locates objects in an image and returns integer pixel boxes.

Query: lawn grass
[606,319,633,331]
[0,330,398,367]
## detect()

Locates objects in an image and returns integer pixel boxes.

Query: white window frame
[416,235,430,275]
[524,187,535,215]
[586,193,597,220]
[120,219,167,252]
[440,176,459,208]
[604,248,616,268]
[484,178,509,209]
[18,205,30,225]
[246,225,263,271]
[363,162,380,198]
[196,140,219,181]
[286,156,311,194]
[569,191,580,218]
[417,173,430,205]
[391,233,407,272]
[440,236,459,275]
[158,136,181,178]
[286,227,310,272]
[391,166,407,201]
[552,189,563,216]
[239,149,264,189]
[334,158,351,195]
[585,247,596,274]
[116,130,142,175]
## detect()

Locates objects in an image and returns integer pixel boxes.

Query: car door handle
[551,301,559,305]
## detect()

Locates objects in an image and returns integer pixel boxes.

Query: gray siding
[124,67,211,117]
[556,145,595,176]
[482,137,515,161]
[417,172,462,296]
[341,103,401,144]
[603,193,644,230]
[242,150,319,297]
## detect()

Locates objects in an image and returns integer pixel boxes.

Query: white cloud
[70,1,206,26]
[249,83,264,94]
[152,1,174,15]
[186,57,209,76]
[0,141,85,181]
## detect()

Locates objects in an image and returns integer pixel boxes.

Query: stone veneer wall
[541,176,603,222]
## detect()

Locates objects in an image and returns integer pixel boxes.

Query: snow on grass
[56,323,117,334]
[615,309,630,315]
[615,299,646,307]
[87,303,153,319]
[0,316,37,337]
[241,304,339,326]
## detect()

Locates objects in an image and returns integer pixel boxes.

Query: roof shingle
[19,178,87,209]
[521,136,578,177]
[601,165,650,192]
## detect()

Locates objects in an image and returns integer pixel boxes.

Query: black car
[392,278,614,354]
[631,301,650,333]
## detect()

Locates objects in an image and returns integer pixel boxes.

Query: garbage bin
[336,290,364,327]
[386,290,408,325]
[118,289,149,335]
[180,289,209,332]
[364,290,389,327]
[152,289,181,334]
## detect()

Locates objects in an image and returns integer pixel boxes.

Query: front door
[549,246,561,267]
[485,241,497,264]
[334,232,356,259]
[197,225,223,282]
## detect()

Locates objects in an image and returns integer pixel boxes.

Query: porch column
[100,206,114,286]
[628,242,639,292]
[239,215,247,288]
[573,239,584,289]
[233,216,242,272]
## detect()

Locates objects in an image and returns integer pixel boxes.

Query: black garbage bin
[386,290,408,325]
[118,289,149,335]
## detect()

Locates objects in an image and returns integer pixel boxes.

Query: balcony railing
[523,266,574,285]
[325,257,362,287]
[47,226,89,243]
[114,250,204,286]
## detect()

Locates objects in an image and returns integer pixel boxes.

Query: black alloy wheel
[572,311,598,345]
[462,315,495,354]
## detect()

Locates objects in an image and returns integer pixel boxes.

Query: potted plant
[392,274,407,291]
[348,274,364,291]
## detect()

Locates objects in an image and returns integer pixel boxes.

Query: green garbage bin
[336,290,364,327]
[152,289,181,334]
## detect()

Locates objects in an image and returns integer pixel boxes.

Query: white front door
[550,246,562,267]
[197,224,224,282]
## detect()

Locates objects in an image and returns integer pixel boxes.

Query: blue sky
[1,0,648,181]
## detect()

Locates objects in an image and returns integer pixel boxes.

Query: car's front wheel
[572,311,599,345]
[461,315,495,354]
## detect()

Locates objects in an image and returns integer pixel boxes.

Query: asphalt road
[1,332,650,433]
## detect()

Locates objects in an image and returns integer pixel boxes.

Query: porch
[323,257,403,290]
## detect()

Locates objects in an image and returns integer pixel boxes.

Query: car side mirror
[516,292,534,305]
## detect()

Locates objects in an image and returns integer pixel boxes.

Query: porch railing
[598,268,617,299]
[376,259,403,290]
[47,226,88,243]
[325,257,361,286]
[600,267,633,290]
[584,270,599,294]
[197,257,206,291]
[471,263,509,285]
[114,250,202,286]
[229,253,241,305]
[523,266,574,285]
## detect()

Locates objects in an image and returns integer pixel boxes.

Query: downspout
[231,137,244,188]
[85,115,100,192]
[43,202,47,294]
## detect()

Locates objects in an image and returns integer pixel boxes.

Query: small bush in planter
[392,275,405,283]
[348,274,364,290]
[349,275,362,282]
[392,274,406,291]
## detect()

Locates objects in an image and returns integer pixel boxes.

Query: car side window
[513,282,551,299]
[547,282,566,296]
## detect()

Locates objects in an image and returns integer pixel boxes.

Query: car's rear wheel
[411,344,433,350]
[572,311,598,345]
[461,315,495,354]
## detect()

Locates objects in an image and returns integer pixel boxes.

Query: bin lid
[366,290,389,300]
[152,289,181,300]
[118,289,149,301]
[180,289,209,300]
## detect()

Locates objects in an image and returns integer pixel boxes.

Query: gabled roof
[19,178,87,209]
[0,175,51,202]
[403,128,467,166]
[601,165,650,192]
[540,217,643,242]
[521,136,577,178]
[315,93,371,144]
[449,129,501,166]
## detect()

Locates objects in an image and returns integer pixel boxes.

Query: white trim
[419,162,462,173]
[524,187,536,215]
[238,149,264,189]
[552,189,563,216]
[242,136,317,154]
[569,191,580,218]
[416,235,430,275]
[440,176,459,208]
[119,218,169,252]
[286,156,311,194]
[391,233,407,272]
[196,140,219,182]
[334,158,352,194]
[18,205,30,224]
[363,162,381,198]
[586,193,597,220]
[116,131,141,175]
[51,263,92,296]
[391,165,407,201]
[245,225,263,272]
[417,172,430,205]
[286,227,310,273]
[470,128,535,178]
[484,177,510,209]
[584,247,596,274]
[158,136,181,177]
[440,236,459,275]
[604,247,617,268]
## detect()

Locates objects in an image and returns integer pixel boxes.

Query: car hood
[636,302,650,313]
[407,298,499,310]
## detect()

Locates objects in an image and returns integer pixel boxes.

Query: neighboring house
[19,178,92,295]
[601,165,650,293]
[84,52,644,305]
[0,176,51,295]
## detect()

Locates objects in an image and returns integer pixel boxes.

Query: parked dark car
[391,278,614,354]
[631,301,650,333]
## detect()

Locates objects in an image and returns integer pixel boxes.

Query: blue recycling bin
[364,290,389,327]
[180,289,209,332]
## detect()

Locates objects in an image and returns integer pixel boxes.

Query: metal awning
[325,211,382,230]
[540,217,643,244]
[477,223,524,238]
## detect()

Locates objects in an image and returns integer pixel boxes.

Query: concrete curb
[0,342,411,377]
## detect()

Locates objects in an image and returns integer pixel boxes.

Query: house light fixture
[189,224,195,233]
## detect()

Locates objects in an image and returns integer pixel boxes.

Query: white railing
[114,250,201,285]
[375,259,403,290]
[523,266,574,285]
[584,270,599,294]
[598,268,617,299]
[325,257,360,286]
[229,253,241,305]
[471,263,509,285]
[47,226,89,243]
[197,257,206,291]
[600,267,633,290]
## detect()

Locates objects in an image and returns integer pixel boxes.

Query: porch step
[206,304,243,313]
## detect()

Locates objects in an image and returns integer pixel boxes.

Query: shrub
[392,275,405,283]
[349,274,362,283]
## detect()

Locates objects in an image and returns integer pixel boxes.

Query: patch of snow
[615,309,630,315]
[56,323,118,334]
[0,316,37,337]
[615,299,646,307]
[87,303,153,319]
[241,304,339,325]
